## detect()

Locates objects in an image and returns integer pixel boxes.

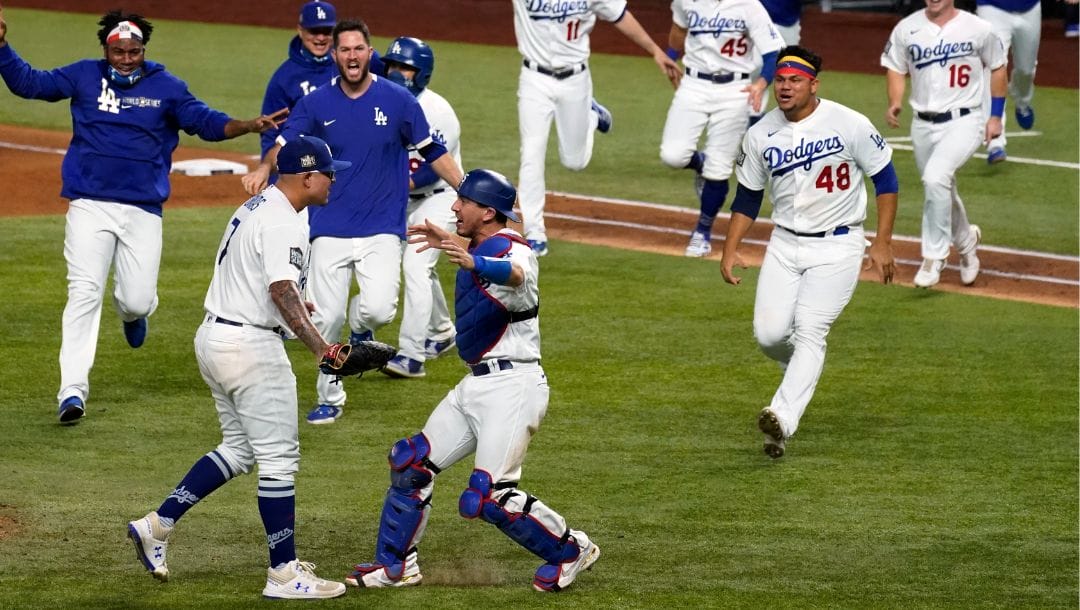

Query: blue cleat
[424,336,456,359]
[58,396,85,424]
[1014,106,1034,130]
[986,147,1007,165]
[123,318,147,348]
[349,329,373,346]
[381,355,426,379]
[591,99,612,134]
[306,404,342,425]
[527,240,549,257]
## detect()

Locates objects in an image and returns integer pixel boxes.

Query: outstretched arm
[223,107,288,139]
[614,10,681,87]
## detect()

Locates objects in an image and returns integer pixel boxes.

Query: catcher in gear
[127,136,377,599]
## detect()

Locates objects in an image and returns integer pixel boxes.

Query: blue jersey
[760,0,802,27]
[0,44,231,214]
[279,75,434,239]
[975,0,1039,11]
[259,36,337,157]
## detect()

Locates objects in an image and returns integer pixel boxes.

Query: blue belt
[777,224,850,238]
[523,59,587,80]
[208,314,285,338]
[409,187,447,201]
[685,67,749,84]
[469,360,514,376]
[916,108,973,123]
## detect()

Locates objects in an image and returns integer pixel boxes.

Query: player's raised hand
[407,218,453,253]
[241,165,270,195]
[885,103,903,129]
[742,79,768,113]
[864,239,895,284]
[251,107,289,133]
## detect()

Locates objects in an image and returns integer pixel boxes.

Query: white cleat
[758,408,787,459]
[913,258,946,288]
[959,225,981,286]
[684,231,712,257]
[263,559,346,599]
[127,511,171,582]
[532,530,600,592]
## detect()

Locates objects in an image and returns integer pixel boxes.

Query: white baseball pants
[517,66,597,242]
[978,2,1041,151]
[659,76,749,181]
[194,321,299,481]
[753,227,865,437]
[911,113,982,260]
[308,233,402,406]
[58,198,160,404]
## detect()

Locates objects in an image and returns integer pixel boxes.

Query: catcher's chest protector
[454,235,524,364]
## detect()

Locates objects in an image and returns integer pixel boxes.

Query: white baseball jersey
[673,0,783,75]
[512,0,627,68]
[881,9,1006,113]
[737,99,893,233]
[410,88,462,196]
[203,186,308,329]
[477,229,542,363]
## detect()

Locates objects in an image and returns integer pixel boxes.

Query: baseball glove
[320,341,397,377]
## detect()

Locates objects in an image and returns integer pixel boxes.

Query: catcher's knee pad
[458,469,576,565]
[374,434,439,572]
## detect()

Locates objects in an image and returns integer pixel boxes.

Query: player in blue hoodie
[0,7,286,425]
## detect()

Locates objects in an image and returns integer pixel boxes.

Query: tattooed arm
[269,279,330,358]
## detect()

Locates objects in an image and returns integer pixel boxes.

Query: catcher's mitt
[320,341,397,377]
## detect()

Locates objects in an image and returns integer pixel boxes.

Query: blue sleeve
[370,49,385,77]
[173,87,230,141]
[278,92,313,144]
[0,44,78,101]
[759,51,778,84]
[260,72,291,156]
[729,183,765,219]
[411,163,439,188]
[871,161,899,196]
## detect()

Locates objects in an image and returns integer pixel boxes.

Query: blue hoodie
[0,44,231,215]
[259,36,337,157]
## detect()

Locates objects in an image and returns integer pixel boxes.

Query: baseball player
[976,0,1041,164]
[358,37,461,379]
[513,0,681,256]
[660,0,784,258]
[0,7,285,424]
[127,136,355,599]
[720,46,898,459]
[882,0,1007,288]
[345,169,600,592]
[258,1,339,161]
[748,0,803,126]
[242,20,464,424]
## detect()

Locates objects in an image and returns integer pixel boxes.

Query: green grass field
[0,8,1076,609]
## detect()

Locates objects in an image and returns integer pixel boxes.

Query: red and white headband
[106,21,144,44]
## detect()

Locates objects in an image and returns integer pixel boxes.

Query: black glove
[319,341,396,377]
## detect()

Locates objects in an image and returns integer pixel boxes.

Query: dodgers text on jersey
[764,136,844,176]
[908,40,976,68]
[525,0,591,22]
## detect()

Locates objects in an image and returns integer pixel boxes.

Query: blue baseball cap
[299,1,336,29]
[277,135,351,175]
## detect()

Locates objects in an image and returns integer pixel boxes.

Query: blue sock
[258,478,297,568]
[157,451,234,524]
[696,179,730,235]
[686,151,705,173]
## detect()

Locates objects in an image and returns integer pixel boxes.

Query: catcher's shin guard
[458,469,579,565]
[373,434,439,578]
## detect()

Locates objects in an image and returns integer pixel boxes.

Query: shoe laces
[689,232,707,248]
[293,560,319,578]
[919,259,938,272]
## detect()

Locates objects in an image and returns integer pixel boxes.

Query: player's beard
[338,60,370,87]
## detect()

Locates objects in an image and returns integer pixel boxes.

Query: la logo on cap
[392,41,402,54]
[300,154,316,168]
[317,6,327,19]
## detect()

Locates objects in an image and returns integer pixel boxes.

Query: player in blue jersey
[0,7,285,425]
[243,19,464,425]
[258,1,339,160]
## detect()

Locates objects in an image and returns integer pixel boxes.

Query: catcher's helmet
[457,169,518,222]
[383,36,434,95]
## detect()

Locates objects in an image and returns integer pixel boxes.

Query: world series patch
[289,247,304,270]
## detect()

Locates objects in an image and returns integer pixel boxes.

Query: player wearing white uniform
[513,0,681,256]
[720,47,898,459]
[126,137,353,598]
[354,37,461,379]
[976,0,1041,164]
[345,170,600,592]
[882,0,1006,288]
[660,0,784,257]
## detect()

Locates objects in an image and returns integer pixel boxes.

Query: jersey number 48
[815,163,851,193]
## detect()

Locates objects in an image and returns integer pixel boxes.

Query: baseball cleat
[1067,23,1079,38]
[263,559,346,599]
[346,561,423,588]
[1014,105,1035,130]
[959,225,982,286]
[986,147,1006,165]
[348,329,374,346]
[528,240,549,257]
[684,231,712,257]
[123,317,148,348]
[424,336,456,359]
[532,530,600,592]
[381,355,426,378]
[758,408,787,459]
[58,396,85,424]
[591,99,612,134]
[127,511,171,582]
[306,404,342,425]
[913,258,946,288]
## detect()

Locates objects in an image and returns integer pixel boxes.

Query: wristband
[665,47,681,61]
[990,96,1005,118]
[472,255,513,284]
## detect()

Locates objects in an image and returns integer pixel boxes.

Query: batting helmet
[457,169,518,222]
[383,36,434,95]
